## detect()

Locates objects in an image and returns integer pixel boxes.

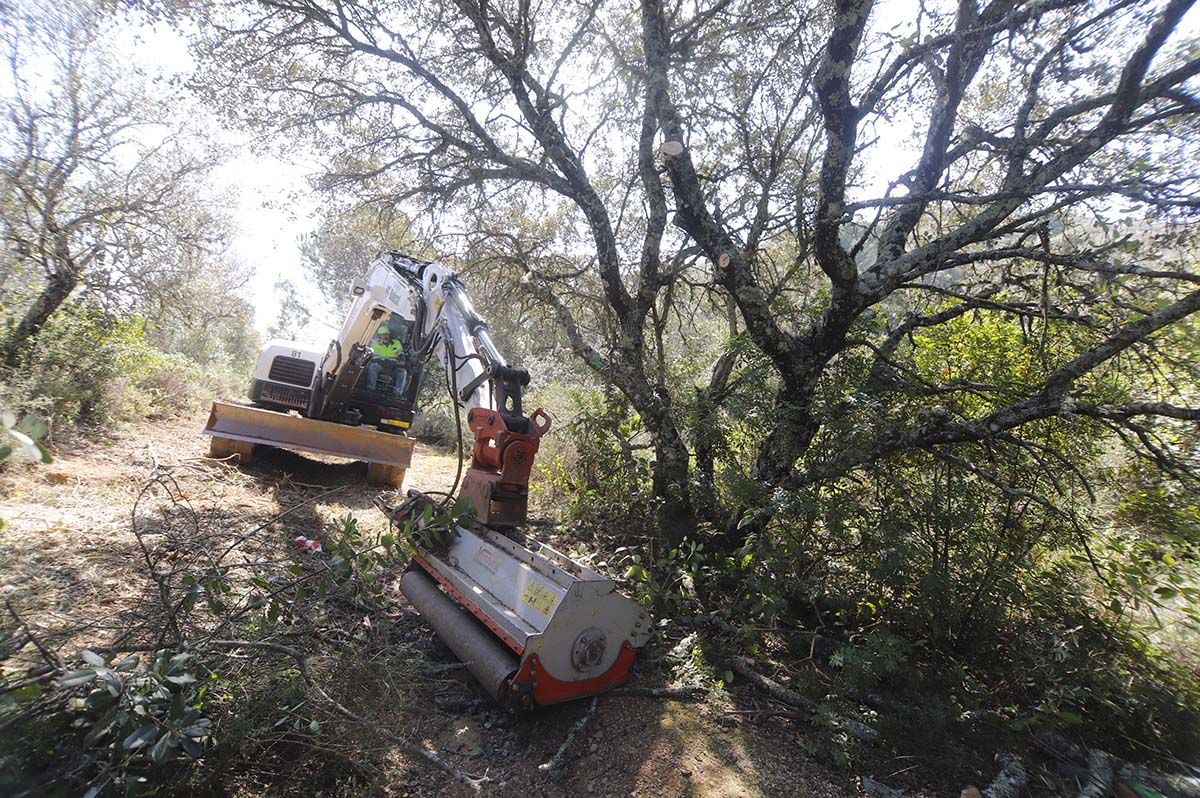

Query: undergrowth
[1,301,253,432]
[546,384,1200,781]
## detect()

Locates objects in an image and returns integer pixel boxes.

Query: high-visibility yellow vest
[371,339,402,358]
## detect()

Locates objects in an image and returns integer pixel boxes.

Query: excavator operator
[366,322,407,396]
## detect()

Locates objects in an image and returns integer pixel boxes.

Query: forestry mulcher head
[385,494,652,708]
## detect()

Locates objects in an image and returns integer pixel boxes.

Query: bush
[533,386,655,536]
[1,302,244,429]
[544,305,1200,764]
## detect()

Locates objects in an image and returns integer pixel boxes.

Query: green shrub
[533,386,655,536]
[1,302,241,429]
[564,303,1200,762]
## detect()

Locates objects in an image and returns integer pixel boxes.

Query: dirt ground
[0,412,874,798]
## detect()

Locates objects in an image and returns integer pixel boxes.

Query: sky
[0,8,328,338]
[102,17,329,339]
[210,153,326,337]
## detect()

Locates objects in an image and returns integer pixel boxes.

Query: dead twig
[214,483,350,563]
[724,707,807,720]
[422,662,468,674]
[5,598,61,669]
[537,695,599,772]
[728,656,815,712]
[608,685,703,700]
[0,670,57,696]
[0,695,67,733]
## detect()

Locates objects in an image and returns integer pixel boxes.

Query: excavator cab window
[386,317,412,347]
[360,316,413,398]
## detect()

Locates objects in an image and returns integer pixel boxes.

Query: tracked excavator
[204,252,651,707]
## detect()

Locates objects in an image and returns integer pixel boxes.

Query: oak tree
[195,0,1200,543]
[1,1,217,367]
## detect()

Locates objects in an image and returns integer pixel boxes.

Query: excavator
[204,252,651,707]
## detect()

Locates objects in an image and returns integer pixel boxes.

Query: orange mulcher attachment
[391,493,652,708]
[458,363,551,527]
[390,359,650,709]
[460,405,551,527]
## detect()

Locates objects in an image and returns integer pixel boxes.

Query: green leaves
[0,411,52,464]
[81,649,106,668]
[57,645,211,781]
[400,499,469,556]
[59,669,101,688]
[453,495,474,517]
[238,506,455,632]
[123,724,157,750]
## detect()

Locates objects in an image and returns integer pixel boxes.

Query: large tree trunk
[4,270,78,368]
[624,379,695,543]
[693,395,720,525]
[693,347,738,529]
[649,419,695,545]
[721,381,821,548]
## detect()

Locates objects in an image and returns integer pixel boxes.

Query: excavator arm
[376,254,650,709]
[408,257,551,527]
[260,249,551,524]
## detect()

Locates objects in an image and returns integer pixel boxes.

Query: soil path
[0,412,856,797]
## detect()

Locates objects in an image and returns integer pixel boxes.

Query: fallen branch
[728,657,815,712]
[204,639,487,792]
[983,753,1026,798]
[1036,733,1200,798]
[1033,731,1087,764]
[724,707,807,721]
[608,685,703,700]
[1078,750,1112,798]
[537,695,599,772]
[862,776,904,798]
[829,714,879,742]
[0,670,57,696]
[0,694,67,733]
[1118,762,1200,798]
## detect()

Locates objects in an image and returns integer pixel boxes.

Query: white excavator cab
[245,262,428,433]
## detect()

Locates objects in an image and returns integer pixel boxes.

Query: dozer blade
[395,506,652,708]
[204,401,414,468]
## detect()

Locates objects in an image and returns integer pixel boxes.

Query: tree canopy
[195,0,1200,540]
[0,0,227,366]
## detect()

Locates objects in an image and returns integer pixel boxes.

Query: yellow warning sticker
[520,581,557,617]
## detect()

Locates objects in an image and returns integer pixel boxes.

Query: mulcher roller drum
[396,516,653,708]
[399,568,518,702]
